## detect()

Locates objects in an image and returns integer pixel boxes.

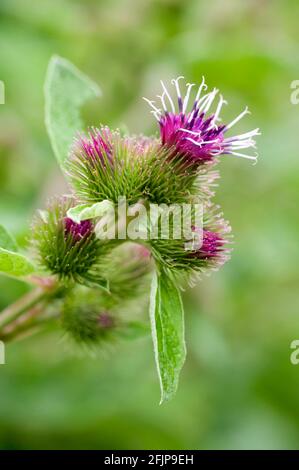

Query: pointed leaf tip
[149,270,186,404]
[44,55,101,171]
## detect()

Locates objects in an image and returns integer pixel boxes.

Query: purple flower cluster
[64,217,92,242]
[144,76,260,165]
[195,229,224,260]
[98,312,114,329]
[73,126,113,165]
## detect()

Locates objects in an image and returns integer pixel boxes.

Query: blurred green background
[1,0,299,450]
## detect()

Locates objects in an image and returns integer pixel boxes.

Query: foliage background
[0,0,299,450]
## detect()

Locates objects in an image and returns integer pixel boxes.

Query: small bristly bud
[68,127,159,204]
[149,204,232,284]
[61,288,149,348]
[98,312,115,329]
[62,290,116,345]
[31,197,109,287]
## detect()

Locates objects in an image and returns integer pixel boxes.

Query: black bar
[0,450,299,465]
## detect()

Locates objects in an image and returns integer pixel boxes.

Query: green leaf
[44,55,101,170]
[0,224,18,252]
[0,248,35,277]
[149,270,186,404]
[67,200,114,223]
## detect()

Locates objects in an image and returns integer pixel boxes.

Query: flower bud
[62,290,115,345]
[31,197,108,286]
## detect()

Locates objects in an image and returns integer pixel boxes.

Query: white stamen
[178,128,201,137]
[187,109,196,123]
[201,88,218,114]
[157,92,168,112]
[226,142,256,150]
[171,76,184,100]
[160,80,175,113]
[186,137,203,147]
[229,151,258,161]
[213,95,227,123]
[194,90,211,110]
[142,97,162,115]
[183,134,219,147]
[224,138,256,146]
[150,110,161,121]
[208,122,219,131]
[197,88,218,114]
[225,128,260,142]
[210,146,223,156]
[195,76,208,103]
[225,106,250,130]
[183,83,195,113]
[230,140,255,146]
[201,139,219,145]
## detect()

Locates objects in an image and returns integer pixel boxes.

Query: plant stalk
[0,278,60,342]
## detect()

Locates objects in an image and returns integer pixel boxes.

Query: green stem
[0,278,61,341]
[0,308,59,343]
[0,288,48,329]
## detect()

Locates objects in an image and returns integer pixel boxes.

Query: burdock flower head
[144,76,260,165]
[68,126,159,204]
[62,288,116,346]
[31,197,110,287]
[149,203,232,282]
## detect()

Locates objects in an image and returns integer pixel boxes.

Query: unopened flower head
[144,76,260,165]
[98,311,115,329]
[31,197,109,286]
[69,126,161,204]
[149,203,232,283]
[62,289,116,345]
